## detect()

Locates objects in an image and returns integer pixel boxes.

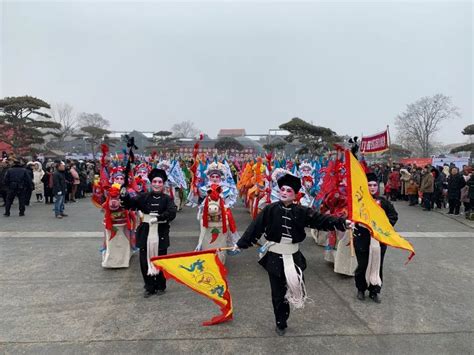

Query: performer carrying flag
[345,150,415,303]
[235,173,352,336]
[121,168,177,298]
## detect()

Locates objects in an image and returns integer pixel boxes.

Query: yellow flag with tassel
[151,249,233,325]
[345,150,415,261]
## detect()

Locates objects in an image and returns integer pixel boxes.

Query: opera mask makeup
[209,173,221,184]
[368,181,378,195]
[279,185,296,202]
[151,177,164,192]
[114,175,125,185]
[109,195,121,211]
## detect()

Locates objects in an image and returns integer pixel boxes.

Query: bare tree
[395,94,460,157]
[78,112,110,129]
[171,120,199,138]
[50,103,76,144]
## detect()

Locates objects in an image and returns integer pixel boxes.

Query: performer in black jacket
[354,172,398,303]
[121,168,177,298]
[236,173,351,336]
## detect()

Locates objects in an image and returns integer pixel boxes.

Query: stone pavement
[0,199,473,354]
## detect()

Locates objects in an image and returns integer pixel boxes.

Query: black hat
[366,172,377,182]
[277,173,301,193]
[148,168,167,183]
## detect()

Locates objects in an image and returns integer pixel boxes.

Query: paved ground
[0,198,473,354]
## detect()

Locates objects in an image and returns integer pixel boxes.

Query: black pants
[422,193,432,210]
[268,272,290,329]
[408,195,417,205]
[5,189,26,215]
[354,244,387,294]
[448,199,460,214]
[139,246,167,292]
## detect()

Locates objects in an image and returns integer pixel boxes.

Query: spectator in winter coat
[447,167,466,215]
[420,166,434,211]
[43,166,54,204]
[53,162,68,218]
[388,169,401,201]
[431,168,444,209]
[406,179,419,206]
[466,173,474,217]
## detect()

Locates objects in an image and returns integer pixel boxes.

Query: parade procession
[27,131,419,334]
[1,1,473,353]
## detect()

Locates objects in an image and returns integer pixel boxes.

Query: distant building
[217,129,246,138]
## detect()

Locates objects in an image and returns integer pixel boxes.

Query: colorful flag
[360,129,389,153]
[345,150,415,261]
[151,249,233,326]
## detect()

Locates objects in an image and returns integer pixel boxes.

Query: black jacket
[447,174,466,200]
[53,171,67,195]
[121,192,177,249]
[3,164,33,190]
[237,201,346,277]
[354,195,398,252]
[467,175,474,199]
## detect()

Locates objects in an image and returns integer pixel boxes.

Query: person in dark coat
[354,173,398,304]
[43,166,54,204]
[235,173,350,336]
[466,173,474,218]
[53,162,68,218]
[121,168,177,298]
[24,163,34,206]
[3,159,33,217]
[0,159,10,207]
[431,168,444,209]
[447,167,466,215]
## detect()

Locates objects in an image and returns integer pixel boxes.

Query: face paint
[210,173,221,184]
[368,181,378,195]
[151,177,164,192]
[114,175,125,185]
[279,185,296,202]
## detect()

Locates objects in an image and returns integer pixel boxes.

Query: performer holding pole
[121,168,177,298]
[353,172,398,303]
[234,173,352,336]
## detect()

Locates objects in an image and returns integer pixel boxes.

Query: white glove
[57,192,62,196]
[149,217,158,225]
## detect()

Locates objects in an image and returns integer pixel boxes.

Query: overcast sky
[2,1,472,144]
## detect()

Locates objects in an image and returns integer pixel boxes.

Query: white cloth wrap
[365,237,382,287]
[265,237,308,309]
[143,214,160,276]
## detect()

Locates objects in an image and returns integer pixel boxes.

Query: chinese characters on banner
[360,129,389,153]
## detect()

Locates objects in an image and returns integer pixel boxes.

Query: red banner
[360,130,389,153]
[399,158,432,167]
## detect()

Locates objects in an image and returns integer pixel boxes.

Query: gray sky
[2,1,472,144]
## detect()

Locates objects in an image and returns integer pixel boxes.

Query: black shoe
[60,213,68,217]
[369,293,381,304]
[19,213,25,217]
[3,213,10,217]
[357,290,365,301]
[447,212,453,215]
[275,326,286,336]
[156,289,166,296]
[143,290,156,298]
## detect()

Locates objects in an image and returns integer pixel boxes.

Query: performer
[353,172,398,303]
[235,173,351,336]
[121,168,177,298]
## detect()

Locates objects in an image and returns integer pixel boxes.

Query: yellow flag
[151,249,233,325]
[345,151,415,260]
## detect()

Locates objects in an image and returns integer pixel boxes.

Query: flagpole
[387,124,393,167]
